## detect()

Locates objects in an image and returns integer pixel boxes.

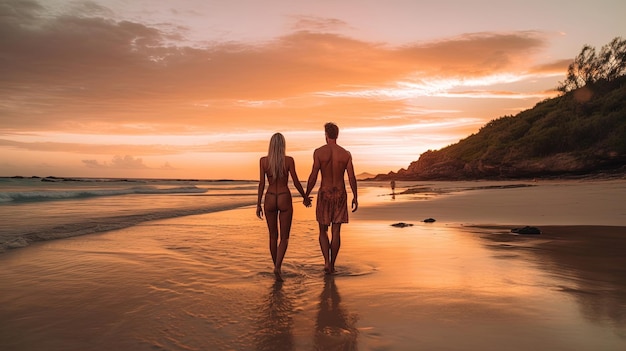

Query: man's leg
[319,223,331,273]
[330,223,342,273]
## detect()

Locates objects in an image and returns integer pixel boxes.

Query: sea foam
[0,185,207,203]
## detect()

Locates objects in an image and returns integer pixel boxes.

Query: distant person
[305,122,358,274]
[390,180,396,194]
[257,133,311,281]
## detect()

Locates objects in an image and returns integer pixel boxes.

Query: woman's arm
[287,156,311,206]
[257,157,266,219]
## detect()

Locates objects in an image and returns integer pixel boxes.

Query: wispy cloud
[290,15,351,32]
[1,0,598,178]
[0,0,561,135]
[82,155,149,169]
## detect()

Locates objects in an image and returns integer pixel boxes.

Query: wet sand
[1,180,625,350]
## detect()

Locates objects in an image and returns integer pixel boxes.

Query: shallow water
[1,180,626,350]
[2,201,626,350]
[0,178,258,250]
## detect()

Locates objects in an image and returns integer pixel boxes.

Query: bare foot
[274,269,283,282]
[323,265,332,275]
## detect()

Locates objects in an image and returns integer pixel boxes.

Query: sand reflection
[254,280,295,351]
[478,225,626,336]
[314,276,358,350]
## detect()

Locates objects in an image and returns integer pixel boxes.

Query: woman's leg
[274,193,293,280]
[264,195,279,266]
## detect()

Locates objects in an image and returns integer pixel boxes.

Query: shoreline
[352,178,626,227]
[1,178,624,255]
[1,180,625,350]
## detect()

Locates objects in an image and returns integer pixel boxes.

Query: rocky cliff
[373,76,626,180]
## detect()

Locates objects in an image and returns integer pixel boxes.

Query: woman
[257,133,310,281]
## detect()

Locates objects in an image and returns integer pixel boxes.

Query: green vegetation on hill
[375,37,626,180]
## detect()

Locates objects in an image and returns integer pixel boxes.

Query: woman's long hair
[267,133,286,179]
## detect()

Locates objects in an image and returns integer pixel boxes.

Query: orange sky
[1,0,625,179]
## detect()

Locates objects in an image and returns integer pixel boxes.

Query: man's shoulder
[315,144,330,151]
[314,145,330,155]
[314,144,351,159]
[333,144,351,157]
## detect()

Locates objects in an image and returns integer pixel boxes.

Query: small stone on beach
[391,222,413,228]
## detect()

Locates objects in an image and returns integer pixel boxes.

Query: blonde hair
[267,133,286,179]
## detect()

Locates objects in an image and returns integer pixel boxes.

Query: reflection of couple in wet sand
[255,276,358,351]
[254,280,295,351]
[315,276,359,350]
[257,123,358,280]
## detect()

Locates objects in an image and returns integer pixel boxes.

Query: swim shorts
[316,187,349,225]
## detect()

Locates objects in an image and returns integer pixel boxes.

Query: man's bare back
[305,122,358,274]
[315,144,352,190]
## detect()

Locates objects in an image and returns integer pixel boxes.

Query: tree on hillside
[600,37,626,80]
[558,36,626,93]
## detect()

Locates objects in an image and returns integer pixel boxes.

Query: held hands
[303,196,313,208]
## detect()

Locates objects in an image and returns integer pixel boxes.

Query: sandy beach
[1,179,625,350]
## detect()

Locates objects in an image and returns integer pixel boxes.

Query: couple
[256,122,358,281]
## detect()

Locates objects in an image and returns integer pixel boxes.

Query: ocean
[0,176,259,252]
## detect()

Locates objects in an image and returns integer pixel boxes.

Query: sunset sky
[1,0,625,180]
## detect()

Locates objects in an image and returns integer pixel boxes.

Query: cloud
[0,0,43,21]
[82,155,149,169]
[160,162,177,170]
[111,155,148,169]
[63,1,115,17]
[394,31,547,77]
[0,1,555,92]
[441,90,555,99]
[290,15,350,32]
[0,135,273,155]
[0,138,182,155]
[81,159,106,169]
[529,59,571,75]
[0,0,563,135]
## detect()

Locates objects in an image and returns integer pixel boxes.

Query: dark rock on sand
[511,226,541,235]
[391,222,413,228]
[423,218,436,223]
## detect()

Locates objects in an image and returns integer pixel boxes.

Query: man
[305,122,358,274]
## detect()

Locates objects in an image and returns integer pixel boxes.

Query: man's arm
[346,153,358,212]
[305,149,321,197]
